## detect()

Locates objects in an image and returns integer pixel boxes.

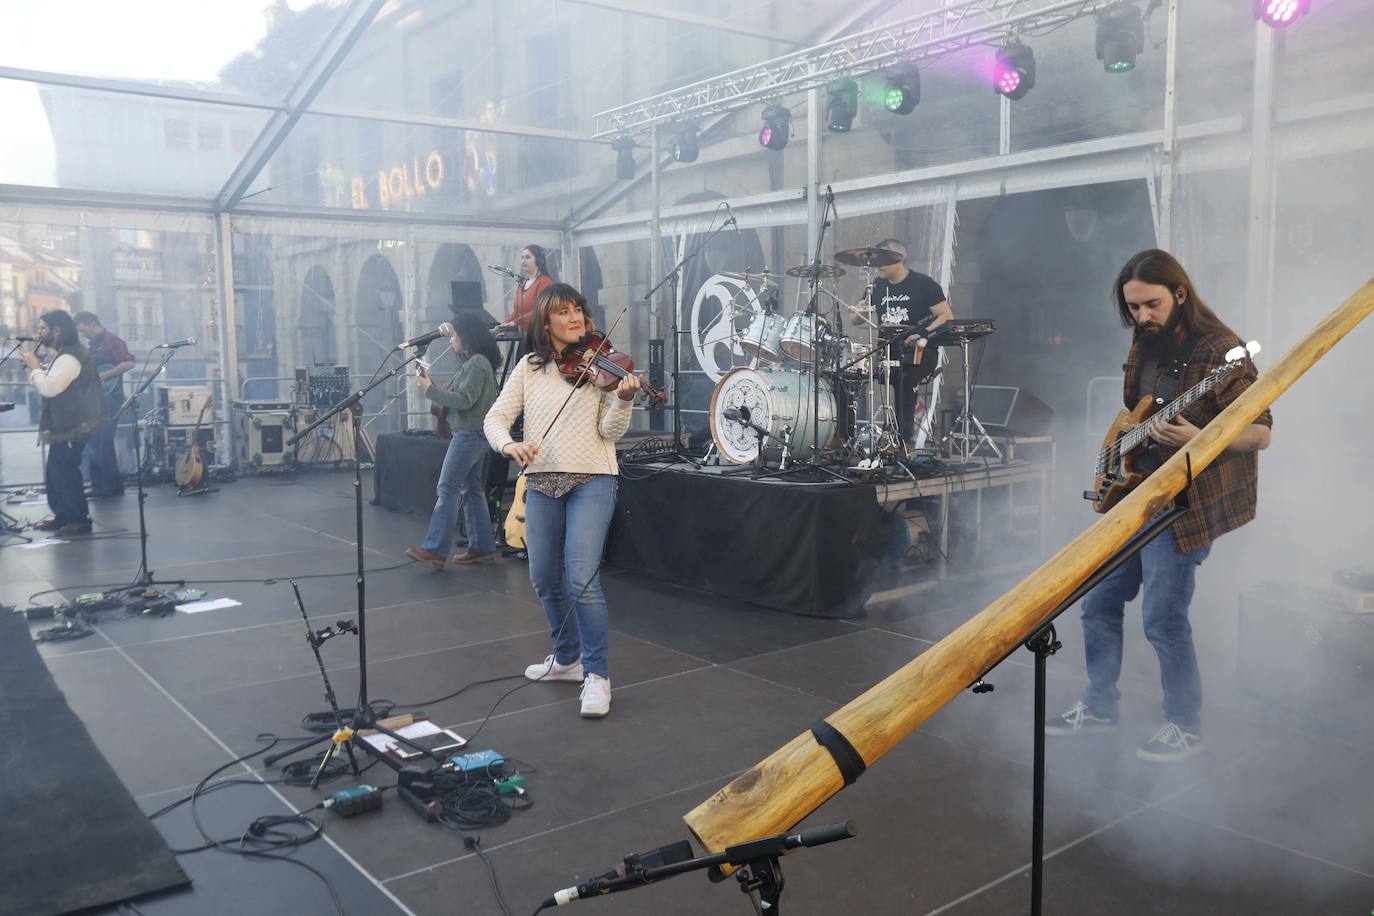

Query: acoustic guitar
[175,396,214,491]
[1086,341,1259,514]
[503,474,528,550]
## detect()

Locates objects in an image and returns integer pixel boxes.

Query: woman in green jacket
[406,313,500,568]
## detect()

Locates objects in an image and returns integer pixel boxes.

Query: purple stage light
[1256,0,1309,28]
[993,43,1035,100]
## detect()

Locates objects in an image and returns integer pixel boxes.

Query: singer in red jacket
[505,244,554,332]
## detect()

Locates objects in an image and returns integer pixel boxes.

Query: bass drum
[709,367,836,465]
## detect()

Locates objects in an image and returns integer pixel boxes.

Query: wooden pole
[684,277,1374,856]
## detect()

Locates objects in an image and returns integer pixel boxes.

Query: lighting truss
[594,0,1122,138]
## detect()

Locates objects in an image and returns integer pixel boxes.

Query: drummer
[863,239,954,446]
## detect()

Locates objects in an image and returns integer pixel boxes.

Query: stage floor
[2,471,1372,915]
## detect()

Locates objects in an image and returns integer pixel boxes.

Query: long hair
[1113,249,1231,337]
[523,243,549,278]
[40,309,82,351]
[524,283,596,369]
[452,312,501,374]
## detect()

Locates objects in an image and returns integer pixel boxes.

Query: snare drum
[737,312,786,364]
[779,313,832,362]
[709,367,837,464]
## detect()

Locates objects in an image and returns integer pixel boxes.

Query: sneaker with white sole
[580,674,611,718]
[1044,700,1118,737]
[1136,722,1203,763]
[525,654,584,682]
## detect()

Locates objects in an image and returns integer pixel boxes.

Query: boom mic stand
[110,348,187,595]
[536,820,856,914]
[265,347,435,774]
[643,207,735,466]
[0,342,32,544]
[967,469,1195,916]
[771,188,847,483]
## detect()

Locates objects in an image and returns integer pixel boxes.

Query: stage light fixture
[826,78,859,132]
[670,122,699,163]
[993,42,1037,100]
[758,104,791,151]
[1256,0,1309,28]
[612,136,636,180]
[1096,3,1144,73]
[882,67,921,115]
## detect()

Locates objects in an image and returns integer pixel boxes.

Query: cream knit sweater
[483,355,634,475]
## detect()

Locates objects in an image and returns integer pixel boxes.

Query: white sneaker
[580,674,611,718]
[525,654,583,682]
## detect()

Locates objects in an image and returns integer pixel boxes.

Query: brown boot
[406,546,445,570]
[451,551,494,565]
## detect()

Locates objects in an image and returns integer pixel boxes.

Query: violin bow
[531,306,631,450]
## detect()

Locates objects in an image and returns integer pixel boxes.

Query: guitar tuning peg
[1245,340,1262,356]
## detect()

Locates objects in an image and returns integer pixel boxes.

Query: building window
[231,125,255,154]
[198,123,223,152]
[165,118,190,149]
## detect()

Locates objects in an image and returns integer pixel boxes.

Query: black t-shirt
[871,270,946,378]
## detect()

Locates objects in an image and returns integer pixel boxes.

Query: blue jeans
[84,416,122,494]
[421,430,494,556]
[524,474,616,679]
[1080,522,1212,729]
[46,436,91,526]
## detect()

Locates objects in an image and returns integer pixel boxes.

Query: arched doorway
[425,243,484,325]
[298,265,337,368]
[354,254,404,431]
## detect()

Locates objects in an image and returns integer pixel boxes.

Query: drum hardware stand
[795,188,847,482]
[966,478,1194,916]
[645,207,737,468]
[945,334,1001,464]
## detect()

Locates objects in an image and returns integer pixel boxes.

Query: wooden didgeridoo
[685,277,1374,857]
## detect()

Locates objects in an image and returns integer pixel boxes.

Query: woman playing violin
[483,283,640,718]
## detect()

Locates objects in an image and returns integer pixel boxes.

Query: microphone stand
[0,341,33,543]
[643,208,733,467]
[110,347,187,594]
[264,346,433,774]
[536,820,856,915]
[771,189,847,483]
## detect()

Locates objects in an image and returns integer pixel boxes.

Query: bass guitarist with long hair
[1048,249,1272,763]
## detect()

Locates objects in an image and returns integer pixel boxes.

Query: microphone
[397,322,455,350]
[723,202,741,236]
[723,406,745,423]
[487,265,517,278]
[6,335,39,342]
[156,338,197,349]
[545,868,619,907]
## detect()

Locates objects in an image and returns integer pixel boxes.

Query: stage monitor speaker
[1236,583,1374,739]
[970,385,1053,437]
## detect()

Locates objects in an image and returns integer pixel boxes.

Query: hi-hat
[785,263,846,279]
[834,246,902,268]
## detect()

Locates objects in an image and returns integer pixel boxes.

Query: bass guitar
[1086,341,1260,514]
[175,396,214,491]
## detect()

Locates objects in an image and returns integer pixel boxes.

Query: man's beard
[1136,307,1184,358]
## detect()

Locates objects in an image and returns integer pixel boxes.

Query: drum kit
[707,246,996,472]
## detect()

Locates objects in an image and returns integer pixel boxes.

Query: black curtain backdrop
[607,469,890,618]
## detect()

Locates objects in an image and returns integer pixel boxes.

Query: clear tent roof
[0,0,834,217]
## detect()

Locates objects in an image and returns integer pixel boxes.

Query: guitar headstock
[1223,340,1261,363]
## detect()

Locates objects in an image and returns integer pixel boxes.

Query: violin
[555,332,667,404]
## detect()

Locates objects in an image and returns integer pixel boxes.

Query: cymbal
[834,246,902,268]
[784,263,846,279]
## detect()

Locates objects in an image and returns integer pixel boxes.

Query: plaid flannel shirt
[1122,329,1273,553]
